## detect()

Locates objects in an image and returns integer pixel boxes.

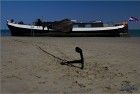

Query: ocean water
[128,30,140,37]
[1,29,140,37]
[1,29,11,36]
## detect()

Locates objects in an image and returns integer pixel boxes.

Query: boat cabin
[73,21,103,28]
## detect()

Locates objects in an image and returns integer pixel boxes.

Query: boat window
[91,22,103,27]
[73,25,79,27]
[85,24,91,27]
[78,24,85,27]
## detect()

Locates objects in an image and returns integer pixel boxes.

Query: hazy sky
[1,1,140,29]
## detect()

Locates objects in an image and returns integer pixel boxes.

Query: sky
[1,1,140,29]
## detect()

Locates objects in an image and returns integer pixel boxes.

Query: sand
[1,36,140,94]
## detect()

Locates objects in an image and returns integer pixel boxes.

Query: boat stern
[122,21,128,32]
[119,21,129,37]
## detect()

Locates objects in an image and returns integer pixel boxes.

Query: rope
[35,44,67,62]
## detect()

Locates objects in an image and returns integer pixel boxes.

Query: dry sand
[1,37,140,94]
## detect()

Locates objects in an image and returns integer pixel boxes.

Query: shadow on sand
[36,45,84,69]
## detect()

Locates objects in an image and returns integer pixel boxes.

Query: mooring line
[12,39,68,62]
[35,44,67,62]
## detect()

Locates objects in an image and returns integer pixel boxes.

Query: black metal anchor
[61,47,84,69]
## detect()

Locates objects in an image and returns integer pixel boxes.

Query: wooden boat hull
[7,22,128,37]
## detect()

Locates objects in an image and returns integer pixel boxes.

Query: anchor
[61,47,84,69]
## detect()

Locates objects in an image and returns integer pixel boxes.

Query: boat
[7,18,128,37]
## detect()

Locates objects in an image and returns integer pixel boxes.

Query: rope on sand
[12,39,68,62]
[35,44,67,62]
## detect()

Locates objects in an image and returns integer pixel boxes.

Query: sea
[0,29,140,37]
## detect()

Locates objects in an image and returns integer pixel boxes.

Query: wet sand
[1,37,140,94]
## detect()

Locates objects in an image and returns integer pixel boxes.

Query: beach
[1,36,140,94]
